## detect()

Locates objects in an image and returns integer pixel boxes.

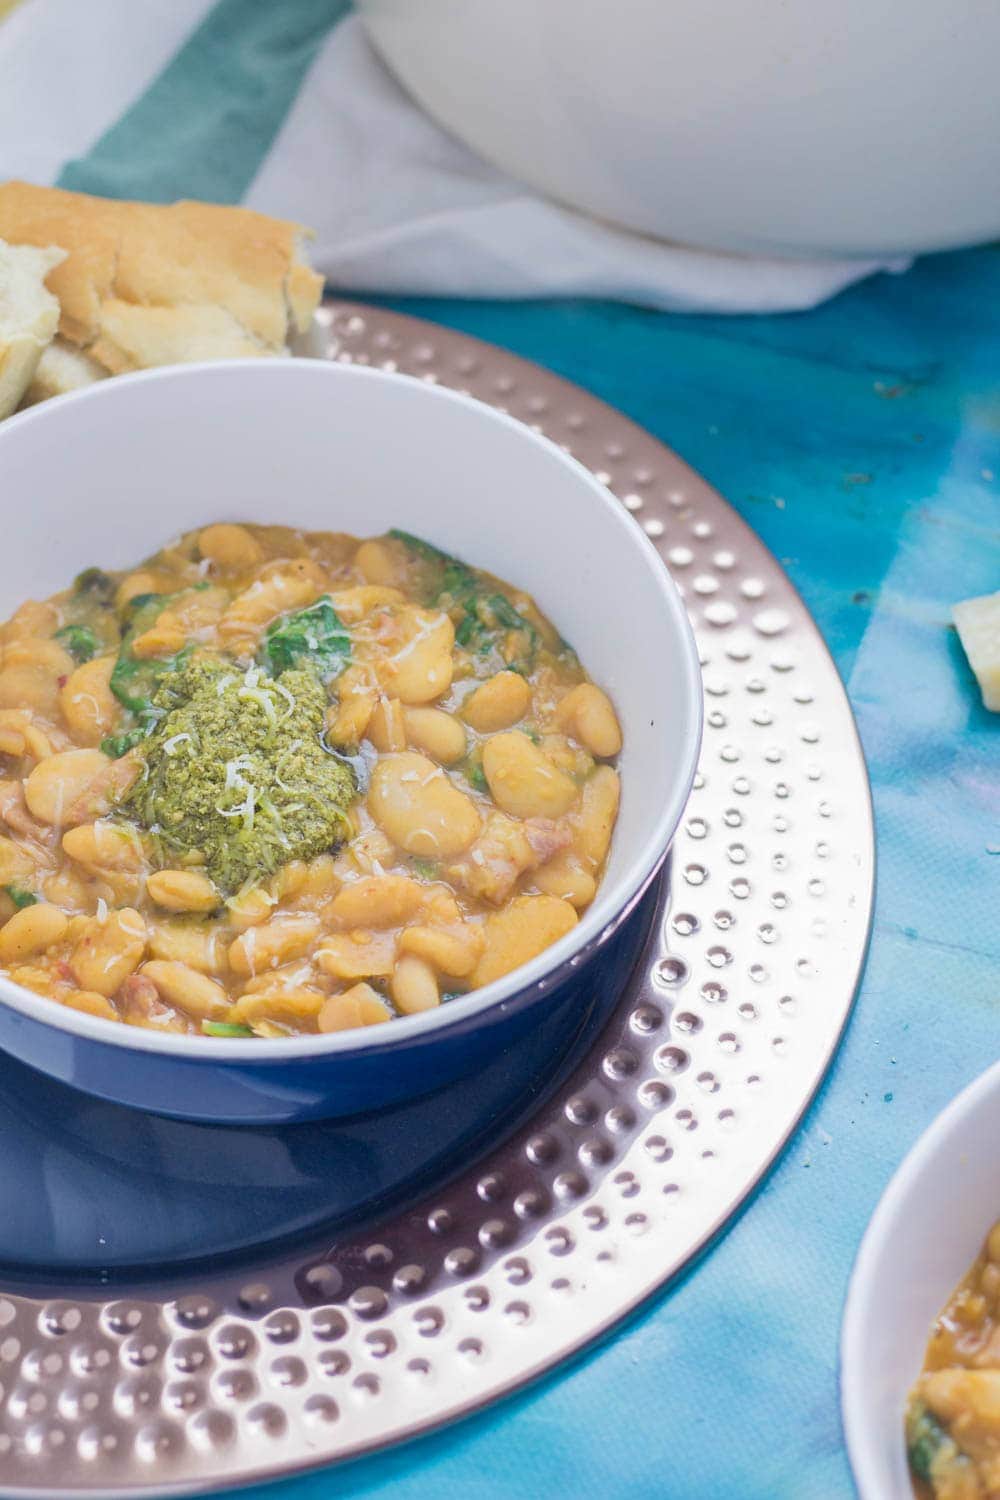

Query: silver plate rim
[0,301,875,1497]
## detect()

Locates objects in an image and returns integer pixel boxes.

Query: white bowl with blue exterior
[842,1059,1000,1498]
[0,359,702,1124]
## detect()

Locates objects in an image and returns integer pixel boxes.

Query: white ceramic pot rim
[840,1055,1000,1496]
[0,360,703,1062]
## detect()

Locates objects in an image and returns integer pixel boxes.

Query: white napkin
[252,18,908,314]
[0,0,907,314]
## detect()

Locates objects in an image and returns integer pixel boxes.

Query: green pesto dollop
[123,657,355,894]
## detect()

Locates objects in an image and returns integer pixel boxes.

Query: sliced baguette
[0,238,65,418]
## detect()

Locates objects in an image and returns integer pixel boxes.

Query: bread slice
[21,337,106,406]
[0,182,325,378]
[0,238,65,418]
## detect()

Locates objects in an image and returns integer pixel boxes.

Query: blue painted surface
[195,249,999,1499]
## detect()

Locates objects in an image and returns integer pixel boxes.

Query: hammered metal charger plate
[0,304,874,1497]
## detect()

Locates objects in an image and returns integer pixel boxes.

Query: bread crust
[0,182,324,374]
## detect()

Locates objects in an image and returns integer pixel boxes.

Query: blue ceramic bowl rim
[0,359,703,1060]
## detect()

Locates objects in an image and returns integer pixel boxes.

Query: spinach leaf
[4,884,37,909]
[389,531,539,670]
[259,596,349,680]
[54,624,99,663]
[906,1403,950,1483]
[453,591,539,668]
[109,592,188,717]
[389,529,475,604]
[201,1020,255,1038]
[101,728,148,759]
[388,528,451,564]
[464,758,488,795]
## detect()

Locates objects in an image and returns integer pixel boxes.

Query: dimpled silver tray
[0,304,874,1497]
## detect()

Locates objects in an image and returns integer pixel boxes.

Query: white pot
[359,0,1000,258]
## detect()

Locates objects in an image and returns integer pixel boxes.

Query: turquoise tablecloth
[177,257,995,1499]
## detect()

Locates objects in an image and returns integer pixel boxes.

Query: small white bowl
[842,1058,1000,1497]
[0,358,702,1121]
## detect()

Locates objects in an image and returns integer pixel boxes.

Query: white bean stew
[0,524,622,1038]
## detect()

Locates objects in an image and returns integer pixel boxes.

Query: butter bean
[62,752,140,825]
[70,908,147,996]
[130,621,187,659]
[60,656,119,747]
[318,983,393,1032]
[228,915,320,977]
[147,869,220,914]
[369,752,480,857]
[378,608,454,704]
[230,990,325,1029]
[316,930,396,980]
[326,666,377,748]
[354,539,400,586]
[219,559,326,642]
[141,960,229,1021]
[198,523,264,572]
[327,874,426,930]
[530,854,598,908]
[403,706,466,764]
[574,767,620,869]
[554,684,622,758]
[337,829,395,880]
[63,820,147,872]
[471,895,578,987]
[8,963,57,996]
[0,835,34,884]
[64,990,118,1021]
[0,600,58,643]
[0,902,68,961]
[0,639,75,716]
[391,954,440,1014]
[482,733,578,820]
[329,585,406,623]
[147,919,228,974]
[367,696,407,753]
[225,885,277,931]
[463,671,531,732]
[0,778,44,839]
[0,709,52,761]
[398,921,484,977]
[293,854,340,899]
[24,749,110,827]
[272,860,309,901]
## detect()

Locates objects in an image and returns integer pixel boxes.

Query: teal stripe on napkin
[57,0,351,204]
